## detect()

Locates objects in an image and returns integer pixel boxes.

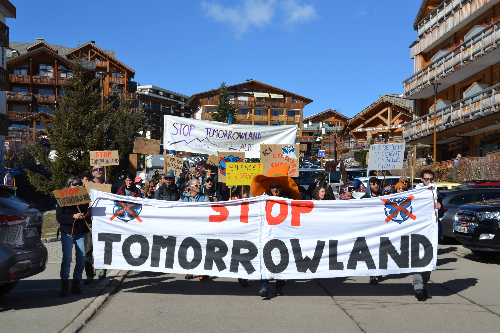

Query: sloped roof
[348,94,414,126]
[66,42,134,75]
[304,109,349,122]
[7,46,74,67]
[187,79,313,106]
[9,41,115,59]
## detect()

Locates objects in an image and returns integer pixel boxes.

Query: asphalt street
[80,244,500,333]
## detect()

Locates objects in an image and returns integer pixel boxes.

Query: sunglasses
[270,185,282,189]
[191,184,201,187]
[397,187,405,191]
[205,180,212,183]
[423,178,434,181]
[93,168,104,171]
[71,182,81,186]
[343,186,354,192]
[370,182,380,186]
[165,177,174,180]
[402,181,408,184]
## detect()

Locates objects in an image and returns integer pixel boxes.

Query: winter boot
[71,279,83,295]
[60,279,70,297]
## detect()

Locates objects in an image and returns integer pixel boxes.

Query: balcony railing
[253,115,268,122]
[109,77,125,84]
[286,116,296,122]
[300,136,313,142]
[413,0,493,58]
[7,111,35,121]
[6,91,33,102]
[404,18,500,97]
[95,61,109,67]
[229,100,301,109]
[0,20,8,48]
[35,94,56,103]
[403,82,500,141]
[10,74,30,84]
[32,75,57,85]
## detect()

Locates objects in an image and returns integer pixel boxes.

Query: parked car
[435,181,462,191]
[0,185,47,297]
[453,199,500,259]
[440,188,500,238]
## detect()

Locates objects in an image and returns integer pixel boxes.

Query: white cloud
[282,0,317,27]
[201,0,317,37]
[352,6,367,20]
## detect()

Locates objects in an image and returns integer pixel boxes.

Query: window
[449,194,477,206]
[159,91,164,96]
[255,110,264,115]
[208,96,214,101]
[256,88,262,92]
[60,65,69,70]
[257,97,265,102]
[60,72,72,78]
[39,106,51,114]
[111,73,122,78]
[481,192,500,201]
[288,111,295,117]
[170,94,174,98]
[14,68,28,75]
[39,64,53,77]
[242,87,248,91]
[292,98,297,103]
[181,98,185,102]
[270,99,279,102]
[116,88,122,93]
[272,110,280,116]
[239,109,248,115]
[13,87,28,93]
[59,90,64,95]
[38,89,53,95]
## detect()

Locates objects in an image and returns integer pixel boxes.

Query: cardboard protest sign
[217,152,245,183]
[164,154,184,182]
[90,151,119,166]
[53,186,91,207]
[207,155,219,167]
[84,182,112,193]
[260,144,299,177]
[226,163,263,186]
[367,143,405,171]
[133,137,161,155]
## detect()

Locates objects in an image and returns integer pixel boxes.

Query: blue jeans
[60,232,88,281]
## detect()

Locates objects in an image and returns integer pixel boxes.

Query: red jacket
[117,185,142,197]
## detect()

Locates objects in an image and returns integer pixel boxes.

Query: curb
[60,270,130,333]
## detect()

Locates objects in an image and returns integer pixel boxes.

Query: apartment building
[300,109,349,158]
[6,39,135,144]
[187,79,313,142]
[0,0,15,180]
[403,0,500,161]
[135,85,192,140]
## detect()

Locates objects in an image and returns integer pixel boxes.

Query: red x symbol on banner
[380,196,416,223]
[110,202,143,222]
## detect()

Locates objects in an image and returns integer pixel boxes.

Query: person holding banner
[251,164,301,297]
[202,177,221,202]
[155,171,181,201]
[56,176,91,297]
[361,177,383,285]
[312,185,333,200]
[339,183,355,200]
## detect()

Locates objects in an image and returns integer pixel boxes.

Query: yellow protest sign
[226,163,263,186]
[53,186,91,207]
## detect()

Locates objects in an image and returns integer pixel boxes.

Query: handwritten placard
[367,143,406,171]
[260,144,299,177]
[164,154,184,182]
[90,151,119,166]
[217,152,245,183]
[226,163,263,186]
[53,186,91,207]
[133,137,161,155]
[207,155,219,167]
[84,182,112,193]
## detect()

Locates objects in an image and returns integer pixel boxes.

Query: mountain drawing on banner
[165,137,220,149]
[282,145,297,159]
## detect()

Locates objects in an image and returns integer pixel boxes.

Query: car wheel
[472,250,500,260]
[0,281,19,297]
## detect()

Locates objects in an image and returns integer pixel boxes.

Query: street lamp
[432,83,441,166]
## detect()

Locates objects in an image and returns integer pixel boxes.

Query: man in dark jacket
[202,177,221,202]
[360,177,382,285]
[154,171,181,201]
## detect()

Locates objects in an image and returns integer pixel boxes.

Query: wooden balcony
[109,77,125,84]
[286,116,296,122]
[412,0,494,58]
[10,74,30,84]
[32,75,56,85]
[235,114,250,121]
[300,136,313,142]
[95,61,109,67]
[35,94,56,103]
[270,115,286,122]
[404,18,500,97]
[0,67,9,91]
[403,82,500,141]
[6,91,33,102]
[59,77,71,85]
[229,100,301,109]
[253,115,268,122]
[7,111,35,121]
[0,20,8,48]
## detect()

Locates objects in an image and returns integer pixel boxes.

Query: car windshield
[0,189,30,211]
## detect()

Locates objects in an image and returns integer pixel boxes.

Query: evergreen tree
[211,82,238,124]
[310,128,321,158]
[26,62,144,194]
[358,148,367,167]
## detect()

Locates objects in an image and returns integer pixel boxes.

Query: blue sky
[10,0,422,119]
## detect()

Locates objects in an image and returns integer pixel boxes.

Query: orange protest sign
[133,137,161,155]
[226,163,263,186]
[90,151,119,166]
[53,187,91,207]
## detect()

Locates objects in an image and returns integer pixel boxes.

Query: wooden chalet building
[6,39,135,144]
[343,94,414,158]
[403,0,500,161]
[300,109,349,158]
[186,80,313,141]
[135,85,192,140]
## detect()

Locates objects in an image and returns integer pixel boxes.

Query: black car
[453,199,500,259]
[0,185,47,297]
[438,188,500,238]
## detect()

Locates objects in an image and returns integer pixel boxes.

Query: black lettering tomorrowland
[97,233,434,274]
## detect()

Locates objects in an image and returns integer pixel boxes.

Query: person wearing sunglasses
[56,176,90,297]
[399,175,410,190]
[92,164,105,184]
[340,183,355,200]
[412,169,443,301]
[395,182,407,193]
[202,177,221,202]
[182,179,208,203]
[155,171,181,201]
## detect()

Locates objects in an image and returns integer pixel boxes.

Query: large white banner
[90,188,438,280]
[163,115,297,158]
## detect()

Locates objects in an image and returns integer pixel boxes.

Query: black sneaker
[415,289,425,300]
[369,276,379,285]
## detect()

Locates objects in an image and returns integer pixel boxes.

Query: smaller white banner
[368,142,406,171]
